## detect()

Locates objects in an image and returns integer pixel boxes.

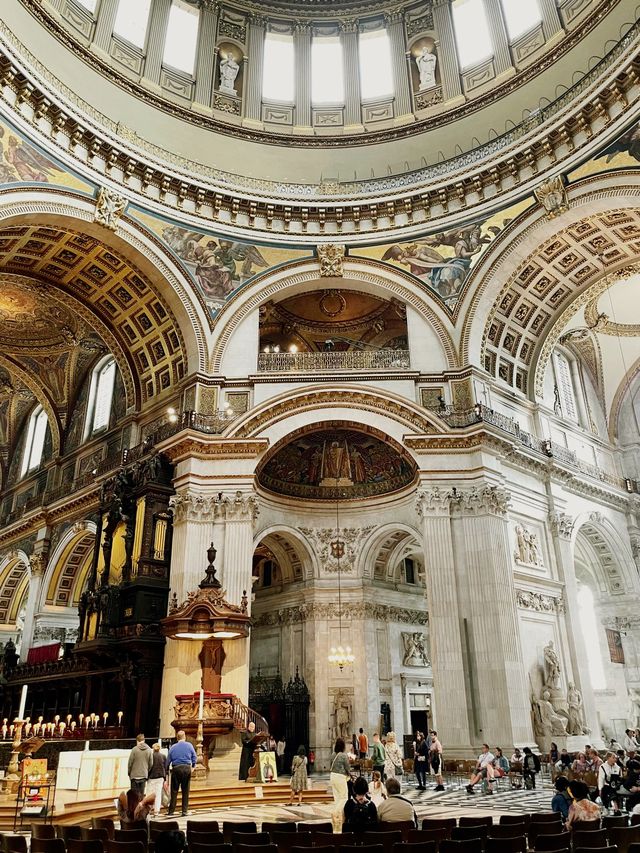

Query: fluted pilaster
[141,0,172,89]
[484,0,514,78]
[385,12,412,119]
[340,22,363,130]
[194,2,219,108]
[416,488,473,753]
[294,23,312,128]
[19,553,47,663]
[431,0,463,101]
[91,0,119,56]
[548,511,600,741]
[244,15,265,125]
[538,0,564,41]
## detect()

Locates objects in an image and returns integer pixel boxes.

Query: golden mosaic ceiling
[0,225,187,403]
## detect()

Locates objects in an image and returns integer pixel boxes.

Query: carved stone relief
[513,523,543,567]
[402,631,430,667]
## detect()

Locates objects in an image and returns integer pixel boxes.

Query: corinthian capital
[220,490,259,523]
[548,512,574,540]
[451,485,510,517]
[416,487,453,518]
[170,492,219,523]
[29,552,47,577]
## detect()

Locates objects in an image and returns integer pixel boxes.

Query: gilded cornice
[0,12,638,241]
[156,434,269,463]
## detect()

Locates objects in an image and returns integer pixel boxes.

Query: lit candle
[70,722,76,731]
[117,711,123,726]
[2,719,7,739]
[59,722,66,736]
[9,725,14,737]
[24,722,31,736]
[54,715,60,728]
[103,712,108,726]
[198,689,204,720]
[78,714,84,727]
[17,685,28,720]
[84,717,89,728]
[66,715,72,725]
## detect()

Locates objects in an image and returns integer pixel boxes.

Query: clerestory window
[20,406,48,478]
[114,0,152,49]
[163,1,200,75]
[85,356,116,438]
[262,32,295,102]
[452,0,494,69]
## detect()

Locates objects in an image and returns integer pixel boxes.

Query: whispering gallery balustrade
[257,349,411,372]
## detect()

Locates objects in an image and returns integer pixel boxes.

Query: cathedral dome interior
[0,0,638,793]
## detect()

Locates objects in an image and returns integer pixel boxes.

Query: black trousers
[169,765,192,815]
[415,759,428,787]
[130,778,146,796]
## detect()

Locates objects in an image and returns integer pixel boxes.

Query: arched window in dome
[311,36,345,105]
[262,32,295,102]
[163,1,200,75]
[452,0,493,69]
[84,356,117,438]
[114,0,152,49]
[20,406,48,478]
[501,0,541,40]
[75,0,97,12]
[359,28,394,100]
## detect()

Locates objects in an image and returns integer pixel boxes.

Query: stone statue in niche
[567,682,588,735]
[219,51,240,96]
[628,689,640,728]
[514,524,542,566]
[402,632,430,667]
[416,44,437,90]
[537,689,568,736]
[333,689,352,741]
[543,640,561,691]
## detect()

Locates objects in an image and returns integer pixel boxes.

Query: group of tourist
[466,745,540,794]
[121,731,197,821]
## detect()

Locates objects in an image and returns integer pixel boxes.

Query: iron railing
[257,349,411,372]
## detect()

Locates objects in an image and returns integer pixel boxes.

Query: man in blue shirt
[551,775,572,821]
[167,730,197,816]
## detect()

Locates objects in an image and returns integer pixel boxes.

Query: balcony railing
[257,349,411,372]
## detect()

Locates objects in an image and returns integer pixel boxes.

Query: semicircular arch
[359,522,422,580]
[44,522,97,607]
[253,525,318,581]
[0,187,209,377]
[0,353,62,455]
[572,512,638,597]
[209,257,458,373]
[227,383,449,448]
[457,171,640,396]
[0,551,30,626]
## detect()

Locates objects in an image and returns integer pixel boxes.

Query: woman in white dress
[383,732,404,783]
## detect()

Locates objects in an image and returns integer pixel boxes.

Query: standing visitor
[147,742,168,816]
[430,731,445,791]
[414,731,429,791]
[371,732,386,778]
[286,745,308,806]
[167,730,196,817]
[276,736,286,775]
[239,720,258,781]
[128,733,153,796]
[330,737,353,819]
[357,728,369,759]
[383,731,404,783]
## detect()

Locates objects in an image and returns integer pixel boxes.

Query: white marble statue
[416,45,437,91]
[567,682,586,735]
[538,689,568,736]
[333,690,352,741]
[543,640,561,690]
[628,689,640,728]
[402,632,429,667]
[219,52,240,96]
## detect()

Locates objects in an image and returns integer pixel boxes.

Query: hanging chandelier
[328,478,355,671]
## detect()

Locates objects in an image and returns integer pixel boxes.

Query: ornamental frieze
[252,602,428,627]
[515,589,565,614]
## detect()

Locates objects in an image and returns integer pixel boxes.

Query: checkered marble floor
[154,774,556,831]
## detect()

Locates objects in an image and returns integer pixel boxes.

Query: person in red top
[358,728,369,759]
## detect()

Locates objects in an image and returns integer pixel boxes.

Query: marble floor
[155,775,556,829]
